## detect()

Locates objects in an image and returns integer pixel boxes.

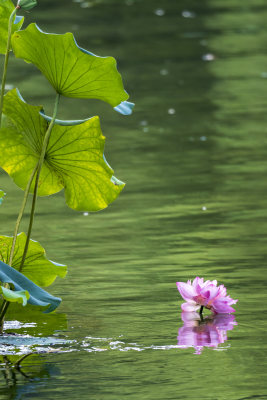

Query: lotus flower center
[194,295,206,306]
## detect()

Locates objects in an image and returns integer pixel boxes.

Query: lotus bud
[17,0,37,10]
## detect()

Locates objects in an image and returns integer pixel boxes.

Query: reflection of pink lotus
[176,277,238,313]
[177,312,237,354]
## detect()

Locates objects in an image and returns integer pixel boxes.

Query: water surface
[1,0,267,399]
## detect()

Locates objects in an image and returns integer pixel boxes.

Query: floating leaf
[0,89,124,211]
[0,233,67,287]
[0,0,24,54]
[0,285,29,306]
[0,260,62,312]
[11,23,133,114]
[0,189,5,205]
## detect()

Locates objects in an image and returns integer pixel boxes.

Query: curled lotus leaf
[0,233,67,287]
[0,190,5,205]
[0,285,29,306]
[0,0,24,54]
[0,89,124,211]
[39,111,91,126]
[11,23,134,114]
[0,260,62,313]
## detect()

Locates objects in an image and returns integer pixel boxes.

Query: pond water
[1,0,267,398]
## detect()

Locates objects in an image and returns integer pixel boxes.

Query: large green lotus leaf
[0,233,67,287]
[0,89,61,196]
[0,89,125,211]
[0,0,24,54]
[11,23,130,110]
[0,260,62,312]
[0,189,5,205]
[0,285,29,306]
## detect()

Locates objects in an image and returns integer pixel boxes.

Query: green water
[1,0,267,398]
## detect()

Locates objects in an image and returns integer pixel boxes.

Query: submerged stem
[19,93,61,272]
[14,353,32,369]
[0,7,18,127]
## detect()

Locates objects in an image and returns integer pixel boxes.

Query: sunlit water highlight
[1,312,237,357]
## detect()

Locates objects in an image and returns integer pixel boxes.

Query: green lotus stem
[0,301,10,332]
[0,7,18,128]
[0,163,38,333]
[19,93,61,272]
[9,163,38,267]
[1,92,60,332]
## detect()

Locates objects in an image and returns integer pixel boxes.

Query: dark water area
[1,0,267,399]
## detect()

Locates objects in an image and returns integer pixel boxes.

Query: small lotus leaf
[0,0,24,54]
[11,23,132,112]
[0,233,67,287]
[0,260,62,312]
[0,89,124,211]
[0,285,29,306]
[0,189,5,205]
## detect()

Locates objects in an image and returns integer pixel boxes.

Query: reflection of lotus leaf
[5,308,68,336]
[177,312,237,355]
[0,353,61,396]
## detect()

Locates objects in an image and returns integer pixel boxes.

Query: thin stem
[0,163,38,334]
[0,302,10,332]
[0,302,9,320]
[19,93,61,272]
[0,7,18,127]
[8,163,38,267]
[199,305,204,315]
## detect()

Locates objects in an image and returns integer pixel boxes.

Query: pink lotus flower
[176,277,237,314]
[178,311,237,354]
